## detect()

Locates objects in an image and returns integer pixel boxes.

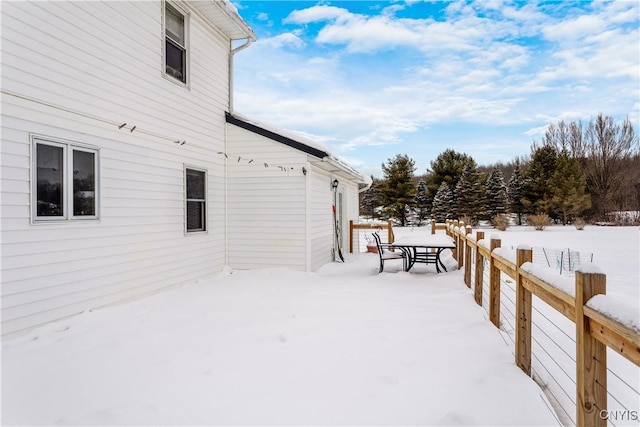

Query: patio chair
[372,232,407,273]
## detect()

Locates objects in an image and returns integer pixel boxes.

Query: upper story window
[164,2,188,84]
[32,136,99,222]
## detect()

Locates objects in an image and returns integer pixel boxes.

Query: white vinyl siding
[226,125,308,271]
[226,123,363,272]
[1,1,231,336]
[1,1,230,142]
[309,167,336,270]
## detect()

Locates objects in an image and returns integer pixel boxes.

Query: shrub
[529,213,550,231]
[459,214,477,227]
[492,214,510,231]
[573,217,586,230]
[609,211,640,226]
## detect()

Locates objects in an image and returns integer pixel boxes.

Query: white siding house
[0,1,367,337]
[225,113,367,272]
[0,1,256,336]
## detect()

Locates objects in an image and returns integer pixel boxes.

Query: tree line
[360,114,640,226]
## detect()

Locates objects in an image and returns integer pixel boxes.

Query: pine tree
[507,160,526,225]
[379,154,416,226]
[413,180,430,226]
[455,163,485,222]
[524,144,559,217]
[424,149,476,211]
[550,150,591,225]
[360,176,383,220]
[485,168,509,218]
[431,182,454,222]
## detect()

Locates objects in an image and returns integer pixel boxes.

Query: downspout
[229,37,253,114]
[224,119,229,266]
[225,37,253,266]
[358,180,373,193]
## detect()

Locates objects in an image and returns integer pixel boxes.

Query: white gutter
[229,37,253,114]
[320,156,368,186]
[358,179,373,193]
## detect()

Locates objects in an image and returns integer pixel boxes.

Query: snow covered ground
[2,225,638,426]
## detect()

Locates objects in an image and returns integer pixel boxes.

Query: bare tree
[582,114,638,219]
[541,114,639,219]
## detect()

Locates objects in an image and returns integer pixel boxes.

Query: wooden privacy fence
[445,220,640,427]
[348,220,395,253]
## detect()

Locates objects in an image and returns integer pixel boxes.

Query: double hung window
[185,168,206,232]
[32,137,99,222]
[164,2,188,84]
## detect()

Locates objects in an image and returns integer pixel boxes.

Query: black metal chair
[372,232,407,273]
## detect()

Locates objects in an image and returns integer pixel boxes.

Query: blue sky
[230,0,639,178]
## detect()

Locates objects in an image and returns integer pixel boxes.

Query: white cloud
[257,33,306,50]
[284,5,350,24]
[534,29,639,82]
[542,14,606,41]
[524,125,549,137]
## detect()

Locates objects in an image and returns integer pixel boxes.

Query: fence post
[431,219,436,235]
[474,231,485,306]
[576,269,607,427]
[387,220,395,244]
[464,225,472,286]
[452,220,460,260]
[349,220,354,253]
[515,246,533,375]
[457,222,466,270]
[489,237,501,328]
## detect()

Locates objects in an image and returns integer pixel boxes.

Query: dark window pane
[166,40,185,82]
[187,201,205,231]
[186,169,205,199]
[73,150,95,216]
[36,143,63,216]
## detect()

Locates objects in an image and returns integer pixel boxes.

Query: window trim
[162,0,189,87]
[31,135,100,223]
[184,166,207,234]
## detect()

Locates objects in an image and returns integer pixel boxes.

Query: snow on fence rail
[446,220,640,427]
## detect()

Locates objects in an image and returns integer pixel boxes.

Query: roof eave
[190,0,256,41]
[225,112,329,159]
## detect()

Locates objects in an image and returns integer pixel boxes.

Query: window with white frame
[185,168,206,232]
[32,137,99,221]
[164,2,188,84]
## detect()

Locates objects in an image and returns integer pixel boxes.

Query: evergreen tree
[360,176,383,220]
[431,182,454,222]
[424,149,476,211]
[455,163,485,222]
[524,144,558,217]
[485,168,509,218]
[507,160,526,225]
[380,154,416,226]
[413,180,430,226]
[550,150,591,225]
